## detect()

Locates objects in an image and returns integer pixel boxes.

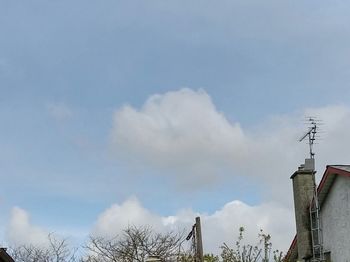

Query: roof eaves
[0,248,15,262]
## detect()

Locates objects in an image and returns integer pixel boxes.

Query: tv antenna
[299,117,324,261]
[299,117,319,159]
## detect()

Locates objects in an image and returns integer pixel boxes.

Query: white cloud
[93,197,163,237]
[4,199,294,254]
[112,88,248,185]
[92,197,294,254]
[111,88,350,204]
[2,199,295,254]
[6,207,49,247]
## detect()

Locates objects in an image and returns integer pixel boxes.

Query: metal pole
[195,217,204,262]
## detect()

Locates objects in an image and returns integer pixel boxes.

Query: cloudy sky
[1,0,350,255]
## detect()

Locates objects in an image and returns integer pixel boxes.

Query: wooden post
[195,216,204,262]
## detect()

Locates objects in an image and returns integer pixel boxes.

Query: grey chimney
[290,159,315,260]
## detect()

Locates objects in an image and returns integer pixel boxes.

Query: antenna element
[299,117,318,159]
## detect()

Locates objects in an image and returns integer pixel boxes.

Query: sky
[1,0,350,256]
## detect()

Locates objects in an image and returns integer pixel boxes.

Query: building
[285,163,350,261]
[0,248,14,262]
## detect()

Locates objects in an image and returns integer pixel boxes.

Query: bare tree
[220,227,283,262]
[9,233,78,262]
[83,226,183,262]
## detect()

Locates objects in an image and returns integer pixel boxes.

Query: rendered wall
[291,169,314,260]
[321,175,350,261]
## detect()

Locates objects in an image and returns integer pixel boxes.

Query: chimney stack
[290,158,315,260]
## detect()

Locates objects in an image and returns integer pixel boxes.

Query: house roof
[0,248,14,262]
[284,165,350,261]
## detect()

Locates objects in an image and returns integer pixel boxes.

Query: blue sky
[1,0,350,254]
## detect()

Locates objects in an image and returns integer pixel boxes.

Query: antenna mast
[299,117,324,261]
[299,117,318,159]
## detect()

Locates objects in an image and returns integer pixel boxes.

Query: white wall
[321,175,350,262]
